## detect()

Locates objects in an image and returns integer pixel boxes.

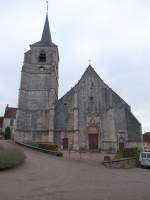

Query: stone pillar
[103,108,117,152]
[48,108,54,143]
[48,88,57,143]
[73,131,79,150]
[73,92,79,150]
[48,131,54,143]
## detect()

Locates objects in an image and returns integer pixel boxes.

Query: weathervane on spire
[46,0,49,14]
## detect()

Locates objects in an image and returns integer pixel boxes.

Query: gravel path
[0,140,150,200]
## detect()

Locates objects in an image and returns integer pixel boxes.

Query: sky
[0,0,150,132]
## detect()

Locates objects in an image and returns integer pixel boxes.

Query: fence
[63,150,113,162]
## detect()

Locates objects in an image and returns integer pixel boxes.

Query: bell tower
[15,11,59,143]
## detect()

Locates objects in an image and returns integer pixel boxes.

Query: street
[0,141,149,200]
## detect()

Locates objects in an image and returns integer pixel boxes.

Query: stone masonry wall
[55,66,142,152]
[16,42,59,143]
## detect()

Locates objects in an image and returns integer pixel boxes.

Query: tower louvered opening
[39,51,46,63]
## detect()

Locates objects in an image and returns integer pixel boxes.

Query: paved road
[0,141,150,200]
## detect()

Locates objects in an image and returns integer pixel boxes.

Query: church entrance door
[88,134,98,150]
[63,138,68,150]
[119,142,125,150]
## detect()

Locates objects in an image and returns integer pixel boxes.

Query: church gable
[76,65,108,90]
[57,64,130,115]
[75,65,130,112]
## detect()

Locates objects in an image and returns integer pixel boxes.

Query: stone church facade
[15,13,142,152]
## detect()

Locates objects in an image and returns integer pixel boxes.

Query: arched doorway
[88,127,99,150]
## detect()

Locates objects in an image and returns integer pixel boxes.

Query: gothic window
[90,82,94,90]
[38,50,46,63]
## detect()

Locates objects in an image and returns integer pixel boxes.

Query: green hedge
[38,143,59,151]
[30,143,59,151]
[29,143,63,156]
[0,147,26,170]
[114,148,139,160]
[4,127,11,140]
[122,148,139,157]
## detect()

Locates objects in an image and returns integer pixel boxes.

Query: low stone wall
[103,157,139,169]
[15,141,62,157]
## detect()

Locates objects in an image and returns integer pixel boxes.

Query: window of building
[90,82,94,90]
[38,50,46,63]
[89,96,94,101]
[39,66,45,72]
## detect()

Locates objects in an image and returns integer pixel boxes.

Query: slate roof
[30,14,56,47]
[4,106,17,119]
[41,14,52,43]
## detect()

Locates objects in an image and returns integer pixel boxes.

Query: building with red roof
[143,132,150,150]
[2,105,17,137]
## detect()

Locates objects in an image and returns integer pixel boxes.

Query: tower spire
[41,0,52,43]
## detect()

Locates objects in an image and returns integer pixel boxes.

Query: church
[15,12,142,153]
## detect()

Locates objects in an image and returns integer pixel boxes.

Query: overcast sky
[0,0,150,132]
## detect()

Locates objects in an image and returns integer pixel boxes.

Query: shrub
[38,143,59,151]
[122,147,139,157]
[29,143,63,156]
[114,148,139,160]
[0,148,26,170]
[114,151,124,160]
[4,127,11,140]
[30,143,39,148]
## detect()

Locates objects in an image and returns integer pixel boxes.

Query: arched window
[38,50,46,63]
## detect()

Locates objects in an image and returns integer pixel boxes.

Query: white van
[139,152,150,167]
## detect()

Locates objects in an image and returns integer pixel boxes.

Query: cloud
[0,0,150,131]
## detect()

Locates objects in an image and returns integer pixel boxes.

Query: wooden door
[63,138,68,150]
[88,134,98,150]
[119,142,125,150]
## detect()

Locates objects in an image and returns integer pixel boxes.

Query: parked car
[139,151,150,167]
